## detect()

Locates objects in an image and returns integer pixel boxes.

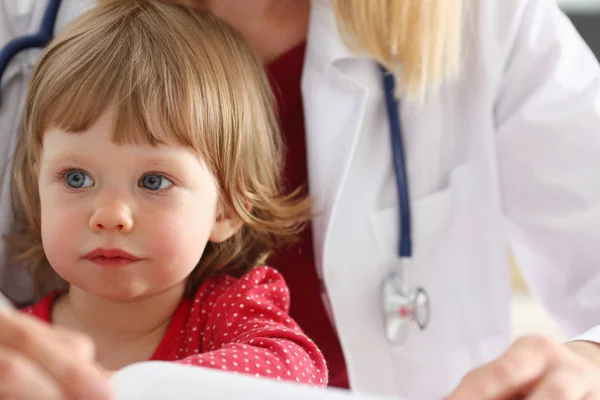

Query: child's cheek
[40,202,84,271]
[144,210,213,277]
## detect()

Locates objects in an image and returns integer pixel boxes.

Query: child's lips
[83,248,143,268]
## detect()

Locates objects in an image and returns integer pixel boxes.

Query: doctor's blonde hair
[332,0,464,98]
[9,0,310,297]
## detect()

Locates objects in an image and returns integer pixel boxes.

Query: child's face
[37,106,235,300]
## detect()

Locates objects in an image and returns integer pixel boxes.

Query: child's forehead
[43,102,188,147]
[42,124,198,157]
[40,127,206,172]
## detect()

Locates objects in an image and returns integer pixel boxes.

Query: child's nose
[89,203,134,233]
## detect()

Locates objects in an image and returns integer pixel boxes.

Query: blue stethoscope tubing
[381,66,412,261]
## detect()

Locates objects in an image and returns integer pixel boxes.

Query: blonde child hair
[8,0,311,298]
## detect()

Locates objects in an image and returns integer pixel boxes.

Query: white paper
[110,362,405,400]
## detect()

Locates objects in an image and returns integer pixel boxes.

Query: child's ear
[209,205,244,243]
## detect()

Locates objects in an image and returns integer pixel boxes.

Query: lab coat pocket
[369,162,472,260]
[370,162,477,321]
[369,191,452,261]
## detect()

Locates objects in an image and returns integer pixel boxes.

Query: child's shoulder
[199,265,285,294]
[190,265,290,314]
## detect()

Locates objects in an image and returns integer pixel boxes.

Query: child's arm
[176,266,328,387]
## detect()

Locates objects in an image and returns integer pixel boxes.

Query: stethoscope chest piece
[382,269,430,345]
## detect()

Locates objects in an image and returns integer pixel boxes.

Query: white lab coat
[1,0,600,399]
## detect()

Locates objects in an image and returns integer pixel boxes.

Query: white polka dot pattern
[175,266,328,386]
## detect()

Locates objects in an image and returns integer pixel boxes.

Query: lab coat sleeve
[495,0,600,340]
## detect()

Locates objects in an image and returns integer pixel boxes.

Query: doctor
[2,0,600,399]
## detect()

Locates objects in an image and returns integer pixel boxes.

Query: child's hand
[0,312,113,400]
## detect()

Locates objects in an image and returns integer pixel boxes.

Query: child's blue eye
[141,174,173,191]
[65,171,94,189]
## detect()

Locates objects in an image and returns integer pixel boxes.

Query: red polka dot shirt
[22,266,328,386]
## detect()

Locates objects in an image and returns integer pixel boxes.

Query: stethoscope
[0,0,429,346]
[0,0,62,104]
[380,66,431,345]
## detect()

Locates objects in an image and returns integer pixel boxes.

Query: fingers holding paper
[0,312,112,400]
[446,335,600,400]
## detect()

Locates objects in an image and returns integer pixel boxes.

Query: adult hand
[446,335,600,400]
[0,311,112,400]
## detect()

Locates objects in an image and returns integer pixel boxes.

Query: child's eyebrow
[137,157,182,169]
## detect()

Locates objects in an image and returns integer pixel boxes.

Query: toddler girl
[8,0,327,387]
